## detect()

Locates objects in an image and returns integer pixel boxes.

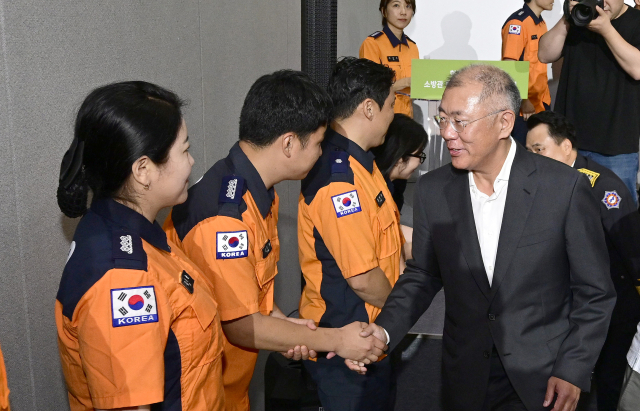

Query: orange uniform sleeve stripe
[502,19,526,61]
[74,269,167,409]
[313,183,379,278]
[0,345,9,411]
[181,217,261,322]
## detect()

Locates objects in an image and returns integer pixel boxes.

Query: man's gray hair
[447,65,521,114]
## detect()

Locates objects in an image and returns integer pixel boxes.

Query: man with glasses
[351,65,615,411]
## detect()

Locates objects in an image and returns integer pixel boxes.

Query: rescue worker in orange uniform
[298,57,402,411]
[0,345,9,411]
[360,0,419,118]
[164,70,386,411]
[55,81,225,411]
[502,0,554,144]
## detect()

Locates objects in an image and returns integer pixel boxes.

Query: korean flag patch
[509,25,521,35]
[331,190,362,218]
[216,230,249,259]
[111,286,159,328]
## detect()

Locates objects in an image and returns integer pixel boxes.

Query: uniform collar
[91,198,171,252]
[383,24,409,48]
[326,127,376,174]
[573,154,587,169]
[523,3,544,25]
[228,142,276,219]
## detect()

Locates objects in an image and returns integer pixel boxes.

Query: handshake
[279,319,388,374]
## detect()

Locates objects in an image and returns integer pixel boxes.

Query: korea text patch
[216,230,249,259]
[331,190,362,218]
[509,24,521,35]
[111,286,159,327]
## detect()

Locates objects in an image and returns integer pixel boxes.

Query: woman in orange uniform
[55,81,224,411]
[360,0,419,118]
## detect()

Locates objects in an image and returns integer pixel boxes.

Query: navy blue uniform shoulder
[406,35,416,44]
[369,31,383,39]
[170,158,248,241]
[301,141,354,205]
[583,157,629,194]
[57,209,148,320]
[503,8,527,28]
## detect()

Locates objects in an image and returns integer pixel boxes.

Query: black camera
[563,0,604,26]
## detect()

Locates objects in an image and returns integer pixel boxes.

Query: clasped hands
[279,320,387,366]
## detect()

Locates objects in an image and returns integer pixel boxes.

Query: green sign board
[410,60,530,100]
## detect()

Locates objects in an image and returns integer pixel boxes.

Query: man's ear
[363,99,375,121]
[131,156,152,188]
[281,132,296,158]
[560,138,573,155]
[499,110,516,139]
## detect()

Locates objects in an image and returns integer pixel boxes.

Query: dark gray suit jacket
[376,145,616,411]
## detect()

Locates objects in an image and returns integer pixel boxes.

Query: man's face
[525,124,571,165]
[533,0,555,12]
[370,89,396,148]
[438,83,506,171]
[603,0,625,18]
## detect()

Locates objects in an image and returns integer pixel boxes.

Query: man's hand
[279,317,318,360]
[521,99,536,120]
[393,77,412,92]
[543,376,581,411]
[587,6,614,36]
[335,321,387,364]
[343,323,389,375]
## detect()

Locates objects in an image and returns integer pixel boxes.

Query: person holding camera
[539,0,640,206]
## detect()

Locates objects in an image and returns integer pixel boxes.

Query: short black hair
[239,70,332,148]
[327,57,395,120]
[527,111,577,148]
[371,113,428,178]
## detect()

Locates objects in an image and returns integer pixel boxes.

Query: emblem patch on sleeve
[602,191,621,209]
[331,190,362,218]
[111,286,159,327]
[509,25,521,35]
[216,230,249,259]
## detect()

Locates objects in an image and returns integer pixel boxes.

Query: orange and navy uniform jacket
[164,142,279,411]
[298,128,404,333]
[55,199,224,411]
[360,24,419,118]
[0,344,9,411]
[502,3,551,113]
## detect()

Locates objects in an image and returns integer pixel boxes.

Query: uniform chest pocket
[377,206,399,260]
[189,290,222,366]
[254,236,280,289]
[529,39,540,63]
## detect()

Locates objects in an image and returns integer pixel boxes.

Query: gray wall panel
[0,1,301,410]
[338,0,381,58]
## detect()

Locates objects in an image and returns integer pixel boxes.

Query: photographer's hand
[587,6,614,36]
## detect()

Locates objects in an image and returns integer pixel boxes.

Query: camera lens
[572,4,594,26]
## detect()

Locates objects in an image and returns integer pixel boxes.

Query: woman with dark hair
[371,113,428,263]
[360,0,419,118]
[55,81,224,411]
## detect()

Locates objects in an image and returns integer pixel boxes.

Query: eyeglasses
[407,152,427,164]
[433,109,508,134]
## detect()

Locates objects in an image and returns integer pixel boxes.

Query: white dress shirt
[468,138,517,286]
[627,322,640,373]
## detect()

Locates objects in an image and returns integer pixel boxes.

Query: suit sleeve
[359,37,382,63]
[551,174,616,390]
[599,180,640,294]
[375,177,444,352]
[502,19,526,61]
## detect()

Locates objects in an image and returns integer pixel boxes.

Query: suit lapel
[444,167,491,299]
[490,147,538,302]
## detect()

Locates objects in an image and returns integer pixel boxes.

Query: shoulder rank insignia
[577,168,600,188]
[602,190,621,210]
[219,175,246,205]
[369,31,383,39]
[330,150,349,175]
[112,230,146,265]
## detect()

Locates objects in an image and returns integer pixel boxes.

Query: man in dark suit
[526,111,640,411]
[351,65,616,411]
